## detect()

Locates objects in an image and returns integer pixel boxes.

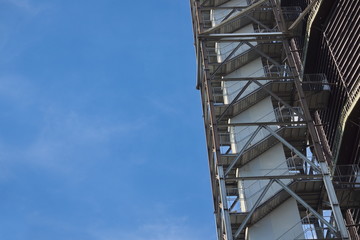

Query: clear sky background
[0,0,216,239]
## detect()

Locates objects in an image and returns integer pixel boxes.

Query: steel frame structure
[190,0,357,239]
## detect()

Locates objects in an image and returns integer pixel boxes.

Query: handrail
[218,106,303,146]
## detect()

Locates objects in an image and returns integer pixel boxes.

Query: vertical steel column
[192,1,235,238]
[219,166,234,240]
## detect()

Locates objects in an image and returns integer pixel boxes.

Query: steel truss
[190,0,357,239]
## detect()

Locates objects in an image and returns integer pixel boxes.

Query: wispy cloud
[87,202,214,239]
[0,74,35,106]
[0,74,149,177]
[1,0,47,15]
[0,0,53,64]
[20,108,148,171]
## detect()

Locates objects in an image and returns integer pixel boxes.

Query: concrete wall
[248,198,304,240]
[216,24,257,63]
[237,143,293,211]
[210,0,248,26]
[222,57,266,104]
[229,97,277,152]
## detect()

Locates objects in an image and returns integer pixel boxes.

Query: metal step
[214,82,328,118]
[228,180,360,237]
[214,81,295,117]
[219,126,307,174]
[209,43,283,75]
[332,183,360,209]
[250,180,323,224]
[209,7,273,34]
[229,180,323,233]
[201,0,231,7]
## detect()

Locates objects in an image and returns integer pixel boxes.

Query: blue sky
[0,0,216,239]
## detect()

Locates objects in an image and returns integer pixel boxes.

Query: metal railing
[302,73,331,92]
[277,213,339,240]
[333,164,360,184]
[212,65,292,103]
[219,107,304,147]
[264,64,291,77]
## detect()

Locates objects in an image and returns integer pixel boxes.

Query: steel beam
[222,9,237,22]
[218,121,306,127]
[199,6,248,10]
[288,0,319,32]
[210,42,245,78]
[263,125,321,172]
[252,79,305,119]
[218,166,234,240]
[199,32,284,39]
[229,196,240,211]
[320,162,350,239]
[226,174,323,181]
[246,14,272,31]
[244,41,282,68]
[211,76,294,82]
[225,126,262,176]
[216,80,252,123]
[200,0,211,7]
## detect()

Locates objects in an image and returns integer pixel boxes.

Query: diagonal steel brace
[244,41,282,67]
[263,125,321,172]
[275,179,339,236]
[225,126,262,176]
[252,79,305,119]
[210,42,245,78]
[217,80,252,123]
[222,8,237,23]
[246,14,272,31]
